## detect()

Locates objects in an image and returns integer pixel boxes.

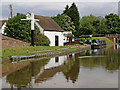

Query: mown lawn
[91,37,114,44]
[2,44,81,58]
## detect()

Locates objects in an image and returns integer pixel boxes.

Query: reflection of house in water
[35,54,80,84]
[6,54,81,88]
[44,56,68,69]
[35,66,62,83]
[35,56,68,83]
[110,45,119,50]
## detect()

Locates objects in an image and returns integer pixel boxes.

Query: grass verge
[91,37,114,44]
[2,44,82,58]
[2,37,114,58]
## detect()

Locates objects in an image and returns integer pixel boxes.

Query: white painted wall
[44,56,68,70]
[63,31,72,43]
[35,22,44,34]
[114,38,116,43]
[44,31,64,46]
[0,22,6,34]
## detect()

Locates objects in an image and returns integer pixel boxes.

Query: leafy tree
[67,33,74,38]
[78,14,108,36]
[105,13,120,34]
[95,16,109,34]
[63,3,80,37]
[5,13,50,46]
[5,13,39,42]
[79,23,95,35]
[52,14,75,33]
[67,33,74,42]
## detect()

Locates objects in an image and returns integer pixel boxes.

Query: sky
[0,0,120,20]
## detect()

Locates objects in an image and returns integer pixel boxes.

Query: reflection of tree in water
[31,59,50,76]
[62,54,80,83]
[6,59,49,88]
[105,49,119,71]
[6,65,31,88]
[79,48,119,72]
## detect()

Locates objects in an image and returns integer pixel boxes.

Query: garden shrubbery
[79,38,85,45]
[79,38,92,45]
[79,41,84,45]
[34,33,50,46]
[85,38,91,44]
[5,13,50,46]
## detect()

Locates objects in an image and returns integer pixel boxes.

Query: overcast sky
[0,0,119,20]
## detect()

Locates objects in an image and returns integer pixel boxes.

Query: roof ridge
[35,15,51,18]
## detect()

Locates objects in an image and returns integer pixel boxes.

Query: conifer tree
[52,14,75,33]
[63,5,69,14]
[63,3,80,37]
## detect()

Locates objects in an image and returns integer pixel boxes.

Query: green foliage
[91,37,114,44]
[85,38,91,44]
[63,5,69,14]
[63,3,80,36]
[78,13,120,35]
[52,3,80,37]
[5,13,40,42]
[67,33,74,38]
[105,13,120,34]
[78,14,108,36]
[80,38,86,43]
[34,33,50,46]
[4,13,50,46]
[79,41,84,45]
[52,14,75,33]
[54,4,119,36]
[87,38,91,41]
[79,22,95,35]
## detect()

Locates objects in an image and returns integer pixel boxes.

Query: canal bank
[2,45,91,63]
[1,44,119,88]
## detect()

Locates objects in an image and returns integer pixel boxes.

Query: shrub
[85,38,92,44]
[80,38,86,43]
[34,33,50,46]
[67,33,74,38]
[79,41,84,45]
[5,13,40,42]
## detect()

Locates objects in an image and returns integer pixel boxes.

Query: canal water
[1,45,120,88]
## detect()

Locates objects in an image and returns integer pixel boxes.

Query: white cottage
[26,13,71,46]
[1,13,72,46]
[35,15,64,46]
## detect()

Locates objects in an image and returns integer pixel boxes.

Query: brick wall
[1,35,30,49]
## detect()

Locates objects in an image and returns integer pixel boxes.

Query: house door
[55,35,59,46]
